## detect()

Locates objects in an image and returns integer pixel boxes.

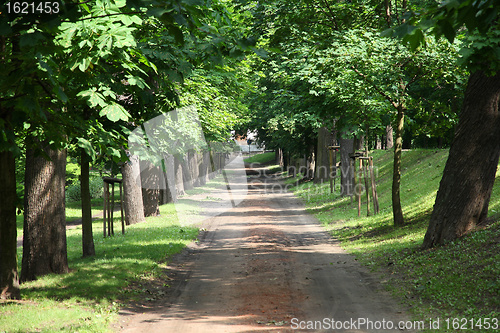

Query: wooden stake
[120,182,125,235]
[111,183,115,236]
[329,149,333,194]
[369,157,380,214]
[103,182,108,237]
[363,159,371,216]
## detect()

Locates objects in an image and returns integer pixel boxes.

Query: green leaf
[77,138,96,160]
[100,103,130,122]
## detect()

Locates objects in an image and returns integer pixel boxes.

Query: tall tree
[122,153,146,225]
[0,150,20,299]
[80,148,95,257]
[21,142,68,282]
[395,0,500,247]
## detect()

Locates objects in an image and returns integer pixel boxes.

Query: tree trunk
[159,154,176,204]
[392,105,405,226]
[339,136,355,196]
[174,155,186,195]
[121,153,145,225]
[385,125,394,150]
[0,150,20,299]
[188,149,200,187]
[423,70,500,248]
[181,153,194,191]
[81,149,95,257]
[140,160,160,217]
[198,150,211,186]
[314,127,331,184]
[306,146,315,179]
[21,144,69,282]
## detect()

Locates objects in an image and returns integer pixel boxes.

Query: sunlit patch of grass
[244,151,275,164]
[286,149,500,332]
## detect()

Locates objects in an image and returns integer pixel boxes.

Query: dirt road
[118,165,414,333]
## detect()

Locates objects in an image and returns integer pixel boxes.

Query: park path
[117,165,416,333]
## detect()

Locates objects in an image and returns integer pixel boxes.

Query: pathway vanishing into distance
[118,163,416,333]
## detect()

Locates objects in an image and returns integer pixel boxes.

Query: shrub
[66,177,104,202]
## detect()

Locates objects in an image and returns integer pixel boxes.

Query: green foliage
[388,0,500,73]
[66,176,104,203]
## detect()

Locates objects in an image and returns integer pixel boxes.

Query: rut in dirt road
[118,164,415,333]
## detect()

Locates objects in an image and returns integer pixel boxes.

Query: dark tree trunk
[385,125,394,150]
[423,71,500,248]
[306,146,315,179]
[121,153,145,225]
[159,154,176,204]
[198,150,211,186]
[182,153,194,191]
[174,155,186,195]
[189,150,200,187]
[0,150,20,299]
[140,160,160,217]
[392,105,405,227]
[275,148,283,166]
[339,136,355,196]
[21,144,68,282]
[81,149,95,257]
[314,127,332,184]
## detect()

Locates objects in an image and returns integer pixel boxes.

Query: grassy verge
[244,151,275,165]
[285,149,500,332]
[3,204,198,333]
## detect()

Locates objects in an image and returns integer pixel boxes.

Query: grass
[285,149,500,332]
[3,203,198,333]
[243,151,275,165]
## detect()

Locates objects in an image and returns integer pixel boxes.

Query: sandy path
[117,167,415,333]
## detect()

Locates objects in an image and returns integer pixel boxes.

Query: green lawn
[3,204,198,333]
[286,149,500,332]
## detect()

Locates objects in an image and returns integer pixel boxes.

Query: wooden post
[369,157,380,214]
[120,182,125,234]
[103,182,108,237]
[362,158,371,216]
[333,148,337,190]
[357,158,362,217]
[103,177,124,237]
[107,183,111,237]
[329,149,334,194]
[111,182,115,236]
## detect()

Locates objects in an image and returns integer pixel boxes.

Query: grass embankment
[3,204,198,333]
[285,149,500,332]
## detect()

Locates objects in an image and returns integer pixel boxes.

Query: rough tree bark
[122,153,145,225]
[182,153,194,191]
[21,143,69,282]
[81,148,95,257]
[140,160,160,217]
[423,70,500,248]
[198,150,211,186]
[385,125,394,150]
[392,104,405,227]
[159,154,176,204]
[314,127,332,184]
[0,150,20,299]
[174,155,186,195]
[339,136,355,196]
